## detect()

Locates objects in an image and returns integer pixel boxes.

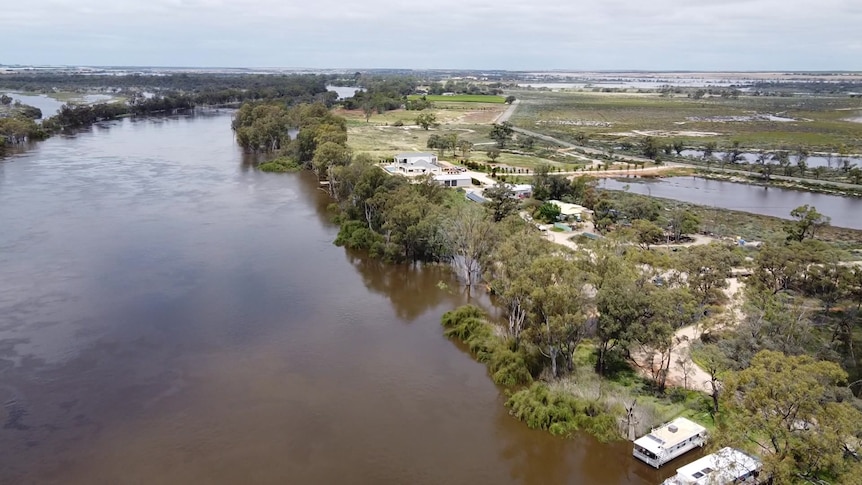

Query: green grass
[408,94,507,104]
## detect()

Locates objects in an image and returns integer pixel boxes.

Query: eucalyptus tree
[443,204,498,288]
[719,351,862,484]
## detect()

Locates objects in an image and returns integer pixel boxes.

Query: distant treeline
[1,75,336,138]
[340,76,418,112]
[748,80,862,95]
[0,73,336,104]
[43,95,198,130]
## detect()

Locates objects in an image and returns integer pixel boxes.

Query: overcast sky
[1,0,860,70]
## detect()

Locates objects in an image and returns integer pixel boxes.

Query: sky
[1,0,861,71]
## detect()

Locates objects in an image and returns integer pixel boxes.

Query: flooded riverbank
[1,113,677,484]
[600,176,862,230]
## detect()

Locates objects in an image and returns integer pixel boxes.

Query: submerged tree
[443,204,498,288]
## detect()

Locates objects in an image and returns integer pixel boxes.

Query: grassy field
[408,94,507,104]
[341,103,514,160]
[510,90,862,151]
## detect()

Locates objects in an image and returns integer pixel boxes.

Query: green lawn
[408,94,507,104]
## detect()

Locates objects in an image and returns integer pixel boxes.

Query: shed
[434,173,473,188]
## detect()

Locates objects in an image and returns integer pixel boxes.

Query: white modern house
[390,152,441,175]
[661,447,761,485]
[633,417,707,468]
[434,173,472,188]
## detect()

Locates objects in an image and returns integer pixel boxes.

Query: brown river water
[0,112,676,484]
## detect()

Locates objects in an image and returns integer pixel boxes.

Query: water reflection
[1,112,693,484]
[600,176,862,229]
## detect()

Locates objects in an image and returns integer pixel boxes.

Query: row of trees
[0,73,334,104]
[5,74,335,136]
[41,94,197,131]
[636,137,862,184]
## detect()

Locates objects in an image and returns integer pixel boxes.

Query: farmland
[509,90,862,152]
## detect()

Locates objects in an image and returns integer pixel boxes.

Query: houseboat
[661,447,761,485]
[632,417,707,468]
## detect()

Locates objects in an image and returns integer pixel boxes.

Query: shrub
[506,383,621,441]
[441,306,533,387]
[259,156,302,172]
[334,220,385,250]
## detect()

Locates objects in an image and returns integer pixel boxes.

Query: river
[2,92,117,118]
[0,112,675,484]
[679,149,861,169]
[600,176,862,230]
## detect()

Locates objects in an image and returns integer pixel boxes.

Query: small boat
[632,417,707,468]
[661,447,761,484]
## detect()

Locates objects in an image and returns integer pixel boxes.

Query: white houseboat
[632,417,707,468]
[661,447,761,485]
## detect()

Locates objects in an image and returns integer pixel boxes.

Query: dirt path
[634,274,746,392]
[495,99,520,123]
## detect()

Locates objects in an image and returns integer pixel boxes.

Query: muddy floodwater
[600,176,862,230]
[1,112,678,484]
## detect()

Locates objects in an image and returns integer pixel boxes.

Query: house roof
[674,447,760,484]
[634,417,706,455]
[409,160,439,171]
[548,200,591,216]
[395,152,436,158]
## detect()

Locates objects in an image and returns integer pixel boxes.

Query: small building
[633,417,707,468]
[508,184,533,199]
[548,200,592,222]
[390,152,441,176]
[661,447,761,485]
[434,173,472,188]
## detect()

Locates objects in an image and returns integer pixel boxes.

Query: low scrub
[506,383,620,441]
[258,157,303,172]
[441,305,533,387]
[408,94,506,104]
